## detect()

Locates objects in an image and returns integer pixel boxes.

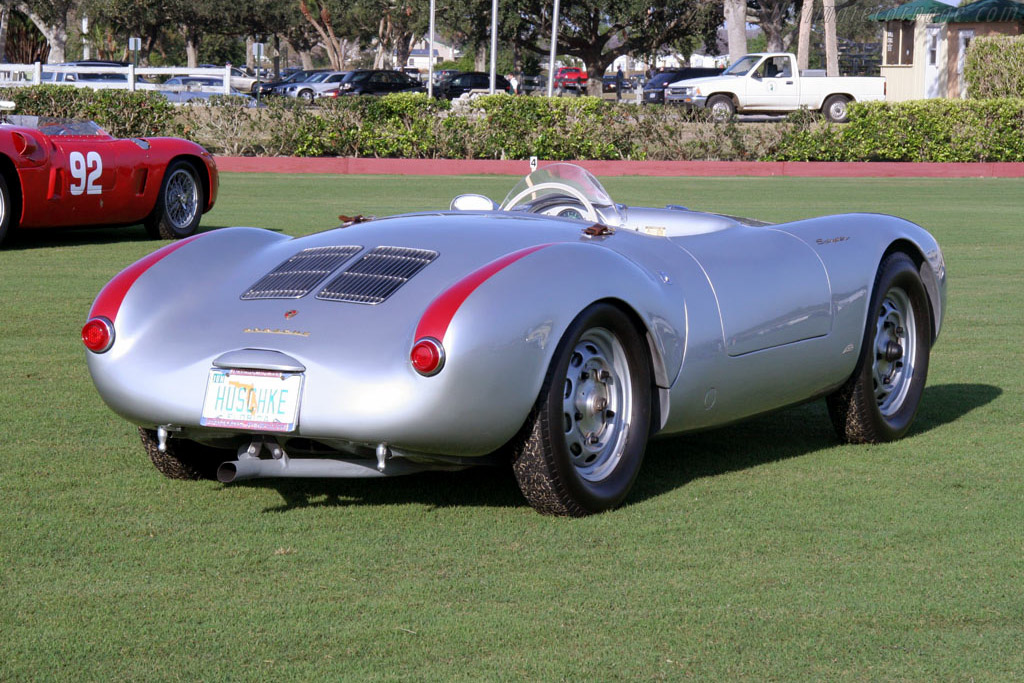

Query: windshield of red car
[4,115,107,137]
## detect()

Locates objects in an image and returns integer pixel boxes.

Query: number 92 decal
[69,150,102,196]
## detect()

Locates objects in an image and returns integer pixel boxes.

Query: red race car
[0,112,218,246]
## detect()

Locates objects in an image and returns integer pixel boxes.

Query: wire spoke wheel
[145,161,204,240]
[165,169,199,230]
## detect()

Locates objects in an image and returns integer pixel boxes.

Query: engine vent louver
[317,246,438,305]
[241,246,362,300]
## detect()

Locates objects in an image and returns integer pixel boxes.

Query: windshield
[645,72,685,88]
[4,115,107,136]
[722,55,761,76]
[500,163,623,225]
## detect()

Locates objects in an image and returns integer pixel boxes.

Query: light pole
[428,0,436,98]
[546,0,561,97]
[489,0,498,93]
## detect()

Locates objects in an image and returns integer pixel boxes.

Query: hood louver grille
[317,246,438,305]
[241,246,362,300]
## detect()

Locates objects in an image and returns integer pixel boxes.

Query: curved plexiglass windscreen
[500,163,623,225]
[4,115,107,137]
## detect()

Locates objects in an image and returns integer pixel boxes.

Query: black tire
[512,303,652,516]
[139,427,221,480]
[298,89,314,102]
[827,252,932,443]
[707,94,735,121]
[0,174,11,247]
[823,94,851,123]
[144,160,203,240]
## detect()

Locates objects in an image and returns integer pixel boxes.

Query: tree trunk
[18,4,67,63]
[245,36,254,71]
[474,44,486,71]
[823,0,838,76]
[300,49,313,70]
[183,26,199,68]
[0,1,12,62]
[723,0,747,63]
[298,0,342,69]
[796,0,814,71]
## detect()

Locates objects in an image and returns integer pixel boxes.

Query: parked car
[433,71,511,99]
[41,60,130,87]
[199,64,258,93]
[82,163,945,517]
[281,71,349,101]
[642,67,724,104]
[159,76,255,105]
[330,69,424,96]
[601,74,634,93]
[519,74,544,94]
[254,69,327,97]
[663,52,886,122]
[432,69,462,84]
[553,66,588,93]
[0,111,217,245]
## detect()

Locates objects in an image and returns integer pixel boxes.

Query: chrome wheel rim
[165,168,198,230]
[830,101,847,121]
[562,328,632,482]
[873,287,917,416]
[710,100,732,120]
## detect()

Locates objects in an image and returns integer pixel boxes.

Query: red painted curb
[214,156,1024,179]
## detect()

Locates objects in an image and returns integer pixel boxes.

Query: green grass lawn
[1,173,1022,680]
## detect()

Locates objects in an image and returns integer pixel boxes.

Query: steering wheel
[502,181,599,223]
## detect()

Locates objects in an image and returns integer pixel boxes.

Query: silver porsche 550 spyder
[83,164,946,516]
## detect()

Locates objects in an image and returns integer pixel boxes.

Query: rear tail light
[82,317,115,353]
[323,88,340,98]
[410,337,445,376]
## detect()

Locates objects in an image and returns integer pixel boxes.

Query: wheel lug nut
[574,412,583,421]
[580,371,589,380]
[599,370,610,380]
[588,435,600,445]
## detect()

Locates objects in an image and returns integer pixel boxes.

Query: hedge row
[2,86,1022,163]
[965,35,1024,99]
[771,99,1024,162]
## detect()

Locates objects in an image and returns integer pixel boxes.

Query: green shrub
[7,85,1022,163]
[771,99,1024,162]
[965,35,1024,99]
[0,85,181,138]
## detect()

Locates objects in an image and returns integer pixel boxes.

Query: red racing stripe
[415,244,556,342]
[88,234,204,322]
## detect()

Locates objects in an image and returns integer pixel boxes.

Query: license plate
[200,368,303,432]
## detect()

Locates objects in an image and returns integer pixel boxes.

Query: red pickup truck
[554,66,588,92]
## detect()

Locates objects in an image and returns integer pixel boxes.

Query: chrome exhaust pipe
[217,456,428,482]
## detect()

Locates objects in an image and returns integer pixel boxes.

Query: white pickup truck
[664,53,885,122]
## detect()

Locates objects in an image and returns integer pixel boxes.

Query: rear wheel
[827,252,932,443]
[144,161,203,239]
[139,427,220,480]
[823,94,851,123]
[298,89,314,102]
[512,303,652,516]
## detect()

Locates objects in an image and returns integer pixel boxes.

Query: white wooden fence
[0,63,239,95]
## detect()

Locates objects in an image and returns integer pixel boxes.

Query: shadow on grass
[4,224,276,250]
[243,383,999,514]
